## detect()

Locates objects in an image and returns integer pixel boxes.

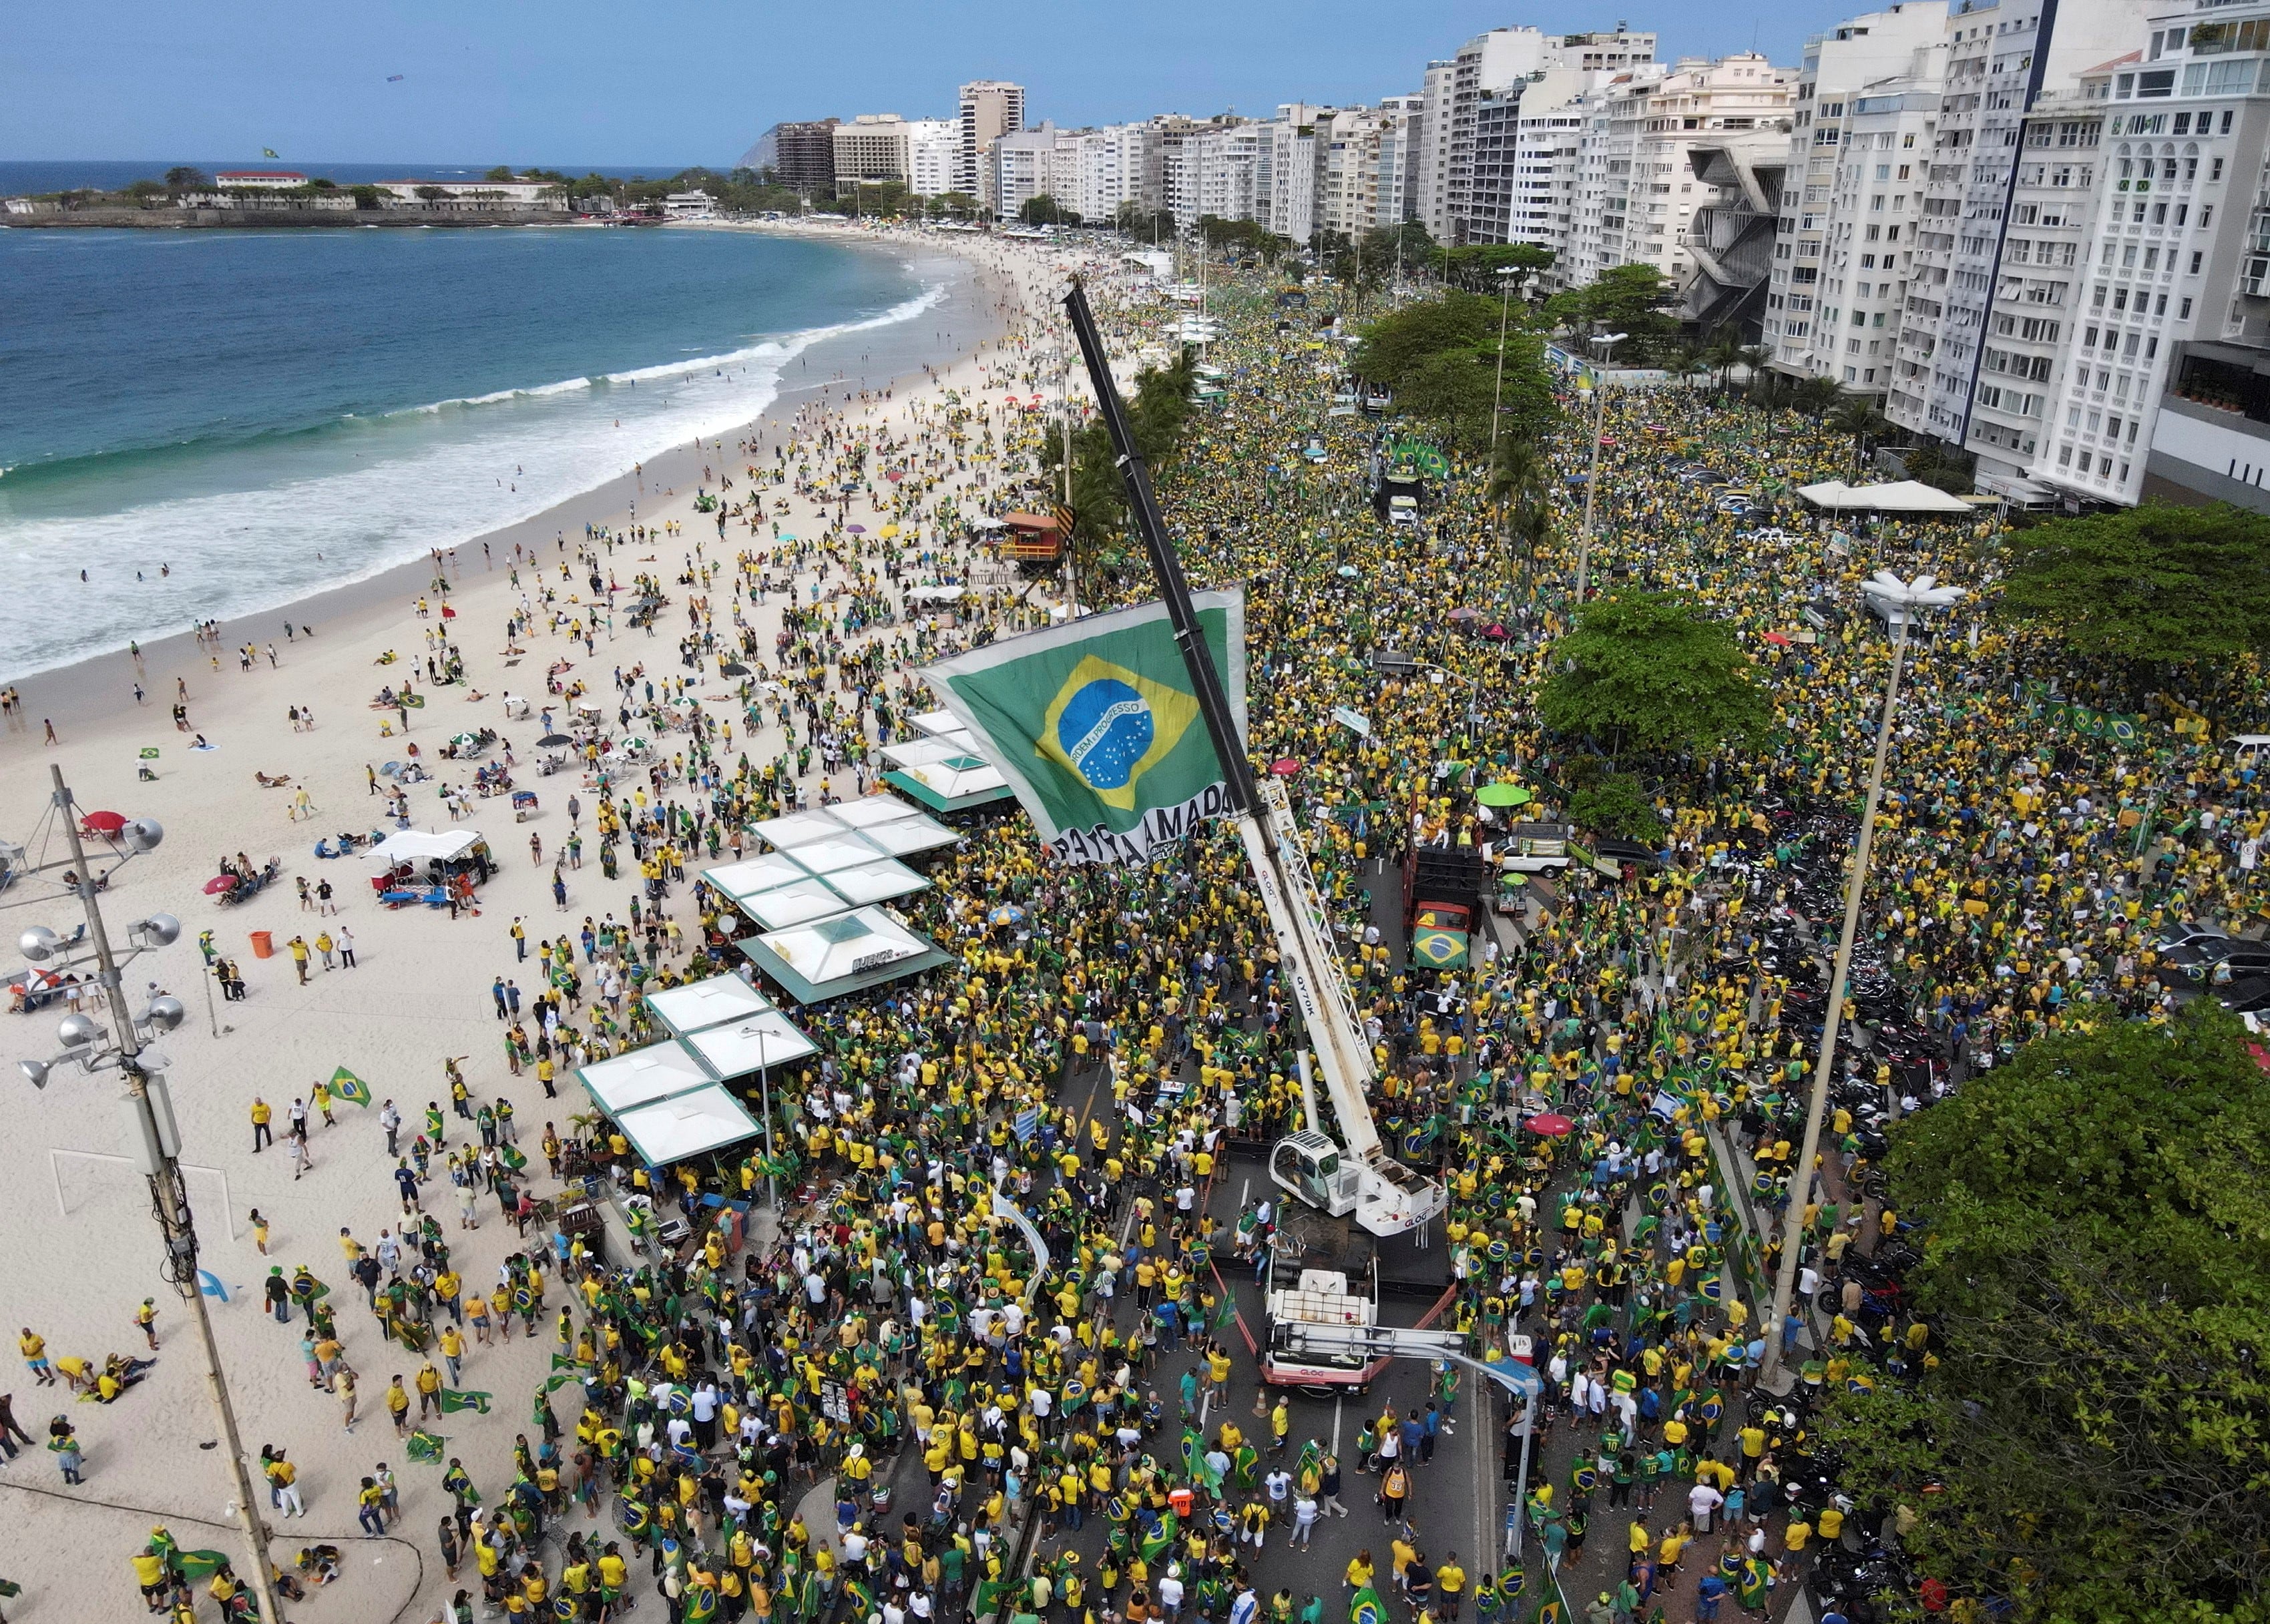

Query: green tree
[1544,264,1680,360]
[1351,294,1499,392]
[1538,592,1768,760]
[484,165,516,182]
[1019,194,1071,226]
[1042,352,1197,580]
[1438,241,1553,293]
[1818,1003,2270,1622]
[1114,201,1177,242]
[1565,770,1662,844]
[164,166,210,192]
[1489,437,1552,550]
[1996,501,2270,667]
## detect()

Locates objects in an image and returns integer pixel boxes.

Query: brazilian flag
[1351,1587,1389,1624]
[438,1388,493,1414]
[406,1429,447,1462]
[1410,908,1469,970]
[1138,1509,1179,1566]
[330,1067,373,1107]
[175,1550,234,1580]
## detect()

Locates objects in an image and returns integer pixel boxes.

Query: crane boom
[1061,276,1442,1238]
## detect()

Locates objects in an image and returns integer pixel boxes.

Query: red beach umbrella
[1762,631,1791,646]
[204,874,240,894]
[80,810,128,836]
[1524,1112,1575,1137]
[1269,758,1301,777]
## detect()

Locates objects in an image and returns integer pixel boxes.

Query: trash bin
[249,930,275,959]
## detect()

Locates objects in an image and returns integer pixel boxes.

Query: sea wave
[0,278,953,683]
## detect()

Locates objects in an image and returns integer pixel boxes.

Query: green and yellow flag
[330,1067,373,1107]
[406,1429,447,1462]
[437,1388,492,1414]
[924,591,1246,864]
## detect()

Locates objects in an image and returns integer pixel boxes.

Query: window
[2192,251,2205,274]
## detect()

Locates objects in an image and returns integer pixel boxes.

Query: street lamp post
[15,768,287,1623]
[1490,265,1521,455]
[1572,332,1628,609]
[1760,572,1966,1385]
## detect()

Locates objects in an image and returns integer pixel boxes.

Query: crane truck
[1064,280,1446,1244]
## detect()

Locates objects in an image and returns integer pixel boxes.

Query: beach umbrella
[79,810,128,836]
[1476,783,1530,808]
[848,524,866,533]
[537,734,572,747]
[1336,565,1359,578]
[1762,631,1792,646]
[886,470,905,482]
[1269,758,1301,778]
[1447,607,1484,623]
[1524,1112,1575,1138]
[574,699,604,714]
[880,524,901,539]
[720,663,751,677]
[204,874,239,894]
[1483,623,1510,640]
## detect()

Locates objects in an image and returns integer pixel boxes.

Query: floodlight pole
[50,768,286,1624]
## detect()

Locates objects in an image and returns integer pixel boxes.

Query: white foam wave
[0,278,955,682]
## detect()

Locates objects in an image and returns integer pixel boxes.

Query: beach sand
[0,222,1121,1617]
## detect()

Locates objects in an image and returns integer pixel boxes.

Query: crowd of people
[152,228,2269,1624]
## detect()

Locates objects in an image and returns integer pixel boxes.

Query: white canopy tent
[365,828,486,864]
[745,812,842,850]
[577,1040,716,1114]
[734,877,855,932]
[1797,479,1975,514]
[644,972,774,1036]
[613,1086,763,1167]
[738,905,956,1003]
[825,794,925,830]
[701,852,807,902]
[785,835,887,876]
[680,1011,819,1080]
[817,856,929,906]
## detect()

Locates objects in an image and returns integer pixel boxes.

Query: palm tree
[1827,393,1891,475]
[1489,438,1552,553]
[1793,375,1845,419]
[1701,325,1746,391]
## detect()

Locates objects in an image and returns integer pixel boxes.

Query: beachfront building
[2033,7,2270,507]
[1375,93,1427,226]
[991,125,1055,220]
[833,114,913,198]
[907,119,957,198]
[375,179,567,210]
[1415,59,1458,240]
[664,191,717,220]
[1317,109,1389,237]
[1562,55,1796,291]
[1267,105,1331,244]
[959,80,1026,205]
[1880,0,2154,457]
[1067,123,1152,224]
[748,120,838,198]
[1764,5,1952,386]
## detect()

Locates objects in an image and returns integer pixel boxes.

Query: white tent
[680,1011,819,1080]
[734,877,853,932]
[365,828,486,864]
[740,905,955,1003]
[577,1040,716,1113]
[644,972,774,1036]
[701,852,807,902]
[879,738,961,770]
[854,817,960,858]
[904,585,968,606]
[1797,479,1975,514]
[907,710,968,740]
[746,812,843,850]
[786,835,887,875]
[819,856,930,906]
[826,794,924,830]
[614,1085,762,1166]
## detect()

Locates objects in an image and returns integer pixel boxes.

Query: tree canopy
[1817,1003,2270,1623]
[1544,264,1682,364]
[1996,501,2270,667]
[1350,293,1558,451]
[1537,592,1768,760]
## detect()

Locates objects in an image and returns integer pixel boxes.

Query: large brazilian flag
[1409,906,1470,971]
[925,592,1246,864]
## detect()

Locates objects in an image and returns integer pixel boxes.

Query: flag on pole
[329,1067,373,1107]
[923,591,1248,864]
[437,1388,493,1414]
[196,1270,232,1304]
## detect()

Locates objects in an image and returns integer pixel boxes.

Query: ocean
[0,226,957,682]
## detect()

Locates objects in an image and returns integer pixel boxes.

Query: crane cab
[1271,1129,1357,1218]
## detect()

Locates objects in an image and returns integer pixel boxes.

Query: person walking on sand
[288,936,310,985]
[290,1131,313,1181]
[336,926,356,969]
[251,1097,273,1153]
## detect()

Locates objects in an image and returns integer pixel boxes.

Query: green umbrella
[1476,783,1532,808]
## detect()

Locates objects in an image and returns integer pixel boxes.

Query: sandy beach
[0,221,1132,1618]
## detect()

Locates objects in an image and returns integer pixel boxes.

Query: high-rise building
[1765,5,1952,384]
[833,114,911,198]
[1566,55,1795,288]
[748,119,838,197]
[1375,94,1427,227]
[907,119,957,198]
[958,81,1027,202]
[991,123,1056,220]
[2041,5,2270,506]
[1416,60,1458,238]
[1267,105,1331,244]
[1883,0,2153,455]
[1681,133,1793,335]
[1448,28,1554,241]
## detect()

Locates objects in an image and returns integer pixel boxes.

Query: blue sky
[4,0,1856,168]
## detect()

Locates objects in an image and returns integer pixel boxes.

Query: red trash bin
[249,930,275,959]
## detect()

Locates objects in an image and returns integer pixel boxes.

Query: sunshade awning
[614,1085,763,1167]
[1797,479,1975,513]
[644,972,774,1036]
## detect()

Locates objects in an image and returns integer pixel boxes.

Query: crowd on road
[123,236,2270,1624]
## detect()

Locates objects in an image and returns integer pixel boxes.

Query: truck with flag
[1404,845,1485,972]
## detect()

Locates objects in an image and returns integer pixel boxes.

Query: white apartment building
[2036,13,2270,503]
[1566,55,1795,289]
[1447,29,1555,241]
[1883,0,2150,451]
[907,119,957,197]
[1070,123,1153,224]
[1767,5,1952,376]
[1375,93,1426,226]
[991,125,1055,219]
[1317,108,1387,236]
[1176,120,1268,229]
[1267,105,1331,244]
[958,80,1026,202]
[1417,60,1458,238]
